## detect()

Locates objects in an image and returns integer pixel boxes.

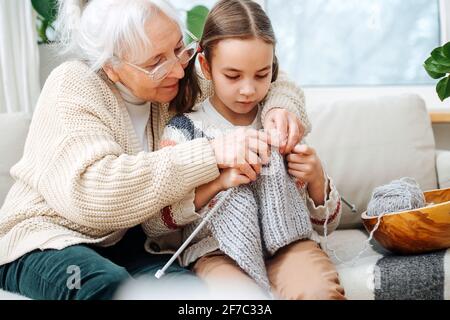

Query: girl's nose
[239,82,256,97]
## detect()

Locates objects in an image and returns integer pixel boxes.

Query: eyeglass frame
[123,29,200,82]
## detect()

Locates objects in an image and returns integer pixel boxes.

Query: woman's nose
[167,60,185,80]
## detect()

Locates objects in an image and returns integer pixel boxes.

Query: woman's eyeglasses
[124,29,200,82]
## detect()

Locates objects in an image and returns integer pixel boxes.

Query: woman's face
[104,12,185,103]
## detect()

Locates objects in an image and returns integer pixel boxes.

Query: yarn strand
[321,178,425,267]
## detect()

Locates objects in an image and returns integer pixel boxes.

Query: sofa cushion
[307,94,437,229]
[0,113,31,206]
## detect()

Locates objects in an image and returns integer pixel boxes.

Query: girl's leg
[0,245,131,300]
[266,240,346,300]
[192,251,268,299]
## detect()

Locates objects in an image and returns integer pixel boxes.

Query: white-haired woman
[0,0,311,300]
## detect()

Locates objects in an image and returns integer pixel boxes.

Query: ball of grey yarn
[366,177,426,217]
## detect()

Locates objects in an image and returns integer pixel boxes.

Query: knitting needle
[341,196,357,213]
[155,189,233,279]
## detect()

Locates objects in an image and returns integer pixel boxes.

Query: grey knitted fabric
[367,177,426,217]
[207,185,270,291]
[252,150,313,256]
[183,150,313,291]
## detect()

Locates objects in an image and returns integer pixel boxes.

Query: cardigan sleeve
[141,116,205,238]
[306,174,342,235]
[196,70,312,135]
[295,171,342,236]
[36,68,219,231]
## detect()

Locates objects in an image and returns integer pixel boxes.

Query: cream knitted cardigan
[0,60,311,266]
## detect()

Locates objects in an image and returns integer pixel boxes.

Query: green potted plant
[424,42,450,102]
[31,0,58,44]
[186,5,209,41]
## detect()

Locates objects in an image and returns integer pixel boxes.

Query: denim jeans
[0,225,201,300]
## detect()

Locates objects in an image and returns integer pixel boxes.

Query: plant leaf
[31,0,58,23]
[443,42,450,58]
[431,47,450,67]
[424,57,450,74]
[424,65,445,79]
[436,76,450,101]
[187,5,209,41]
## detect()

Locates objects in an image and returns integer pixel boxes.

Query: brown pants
[192,240,346,300]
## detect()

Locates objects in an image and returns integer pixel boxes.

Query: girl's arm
[303,174,342,236]
[194,179,222,211]
[287,143,342,235]
[306,171,330,207]
[194,168,252,210]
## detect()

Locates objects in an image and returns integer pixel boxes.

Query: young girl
[151,0,345,300]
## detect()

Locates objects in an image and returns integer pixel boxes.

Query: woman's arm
[35,65,220,232]
[142,116,254,239]
[141,115,221,238]
[260,71,311,135]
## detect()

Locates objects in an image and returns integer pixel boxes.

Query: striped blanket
[324,229,450,300]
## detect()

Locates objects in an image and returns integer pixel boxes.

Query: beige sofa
[0,93,449,299]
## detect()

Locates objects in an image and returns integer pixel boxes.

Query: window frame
[263,0,449,111]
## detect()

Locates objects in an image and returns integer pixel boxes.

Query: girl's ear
[198,54,212,80]
[103,64,120,82]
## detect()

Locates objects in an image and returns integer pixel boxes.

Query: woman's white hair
[55,0,183,71]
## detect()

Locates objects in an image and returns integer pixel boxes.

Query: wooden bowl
[361,187,450,255]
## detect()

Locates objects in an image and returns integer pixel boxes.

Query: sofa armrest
[436,149,450,189]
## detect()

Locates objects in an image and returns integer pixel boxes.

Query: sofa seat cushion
[323,229,450,300]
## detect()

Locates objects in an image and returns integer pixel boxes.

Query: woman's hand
[210,128,271,181]
[264,108,305,155]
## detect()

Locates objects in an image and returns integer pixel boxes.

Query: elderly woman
[0,0,311,300]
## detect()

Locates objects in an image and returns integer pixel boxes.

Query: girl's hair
[175,0,279,114]
[54,0,183,71]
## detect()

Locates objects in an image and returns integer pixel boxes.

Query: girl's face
[104,12,186,103]
[200,38,274,116]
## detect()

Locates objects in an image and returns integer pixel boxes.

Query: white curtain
[0,0,40,114]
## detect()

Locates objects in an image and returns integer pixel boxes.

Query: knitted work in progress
[206,185,270,291]
[366,177,426,217]
[252,151,313,257]
[184,150,313,291]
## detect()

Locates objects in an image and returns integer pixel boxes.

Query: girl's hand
[217,168,252,191]
[264,108,305,155]
[210,128,271,182]
[286,144,324,187]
